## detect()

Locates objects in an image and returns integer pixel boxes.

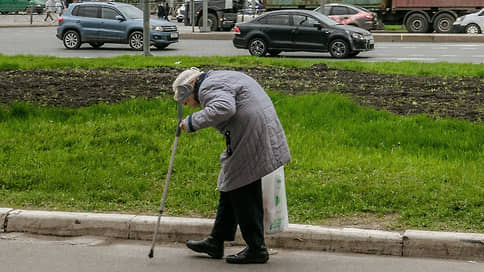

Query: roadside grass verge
[0,94,482,232]
[1,54,483,77]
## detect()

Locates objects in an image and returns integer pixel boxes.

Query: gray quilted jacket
[184,70,291,192]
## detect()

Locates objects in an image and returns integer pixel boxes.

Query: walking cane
[148,84,193,258]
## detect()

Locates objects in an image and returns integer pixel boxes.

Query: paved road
[1,232,482,272]
[1,27,484,63]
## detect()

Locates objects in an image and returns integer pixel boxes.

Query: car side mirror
[116,15,125,21]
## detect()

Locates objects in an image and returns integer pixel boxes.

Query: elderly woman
[172,68,291,264]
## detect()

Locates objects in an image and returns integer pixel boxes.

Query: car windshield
[117,5,143,19]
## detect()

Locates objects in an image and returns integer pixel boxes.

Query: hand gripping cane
[148,84,194,258]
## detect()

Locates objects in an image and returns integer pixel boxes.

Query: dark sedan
[233,10,374,58]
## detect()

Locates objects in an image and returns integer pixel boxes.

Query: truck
[183,0,246,31]
[184,0,484,33]
[0,0,45,14]
[326,0,484,33]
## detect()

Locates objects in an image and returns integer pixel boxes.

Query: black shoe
[186,236,224,259]
[225,246,269,264]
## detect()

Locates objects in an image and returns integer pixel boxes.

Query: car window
[117,5,143,19]
[331,6,349,15]
[260,14,290,25]
[101,7,119,20]
[293,15,319,27]
[77,6,99,18]
[346,7,358,15]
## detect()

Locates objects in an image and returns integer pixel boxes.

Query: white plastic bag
[262,166,288,234]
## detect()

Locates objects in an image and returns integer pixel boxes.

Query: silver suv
[56,2,179,50]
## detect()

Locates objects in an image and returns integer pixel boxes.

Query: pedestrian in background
[157,3,166,20]
[172,68,291,264]
[164,2,170,20]
[55,0,65,17]
[44,0,56,22]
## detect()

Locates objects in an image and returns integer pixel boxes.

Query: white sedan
[453,8,484,34]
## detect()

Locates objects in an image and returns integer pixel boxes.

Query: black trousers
[210,179,265,250]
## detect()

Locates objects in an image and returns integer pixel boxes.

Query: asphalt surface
[1,232,483,272]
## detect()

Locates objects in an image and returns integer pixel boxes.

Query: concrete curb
[2,208,483,260]
[1,208,13,232]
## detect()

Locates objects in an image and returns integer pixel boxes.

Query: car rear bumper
[233,36,248,49]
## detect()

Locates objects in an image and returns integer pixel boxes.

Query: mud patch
[1,65,482,122]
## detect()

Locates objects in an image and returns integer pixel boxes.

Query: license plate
[170,32,179,38]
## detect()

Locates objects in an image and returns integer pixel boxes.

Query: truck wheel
[406,13,429,33]
[248,38,267,57]
[433,13,454,33]
[197,13,218,31]
[129,31,143,51]
[465,23,481,34]
[63,30,81,49]
[329,39,350,58]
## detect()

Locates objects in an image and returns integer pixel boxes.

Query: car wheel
[155,44,169,50]
[465,23,481,34]
[89,42,104,49]
[433,13,454,33]
[329,39,350,58]
[268,50,281,56]
[197,13,218,31]
[63,30,81,49]
[248,38,267,57]
[177,18,182,22]
[406,13,429,33]
[129,31,144,51]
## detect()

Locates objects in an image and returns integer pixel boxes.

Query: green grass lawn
[1,94,482,232]
[1,54,484,77]
[0,55,483,232]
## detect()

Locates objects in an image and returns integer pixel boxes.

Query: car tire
[248,38,267,57]
[406,13,430,33]
[465,23,481,34]
[129,31,144,51]
[268,50,281,56]
[329,39,350,58]
[433,13,454,33]
[89,42,104,49]
[63,30,81,49]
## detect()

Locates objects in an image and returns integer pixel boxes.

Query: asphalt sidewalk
[1,14,483,42]
[1,208,483,261]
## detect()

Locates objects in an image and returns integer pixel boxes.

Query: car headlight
[152,26,165,31]
[454,16,464,23]
[351,32,365,40]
